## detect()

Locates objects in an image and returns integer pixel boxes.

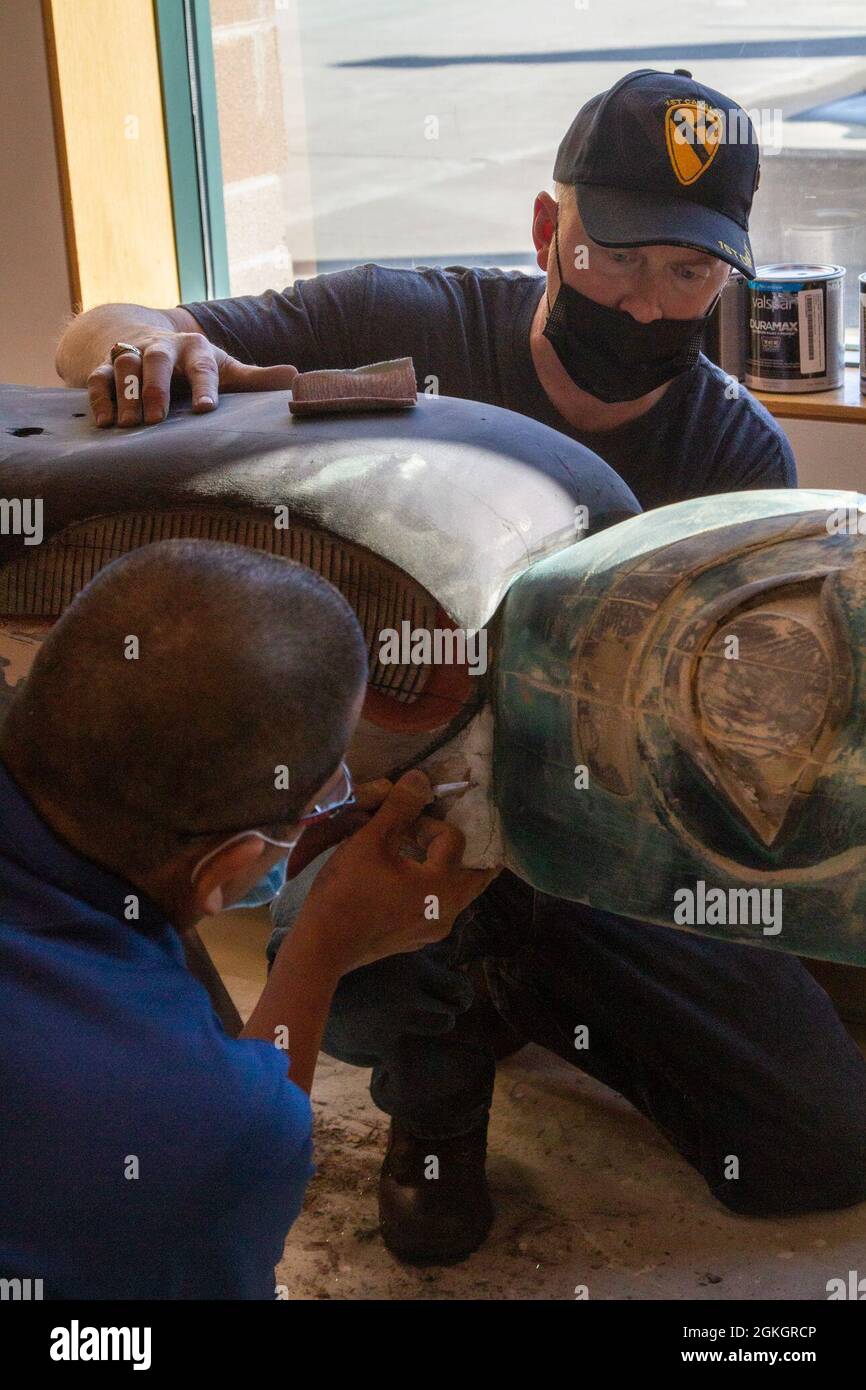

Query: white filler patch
[419,705,504,869]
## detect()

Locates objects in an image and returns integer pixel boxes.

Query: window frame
[153,0,229,302]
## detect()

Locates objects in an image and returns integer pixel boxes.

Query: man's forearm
[55,303,179,385]
[239,918,344,1095]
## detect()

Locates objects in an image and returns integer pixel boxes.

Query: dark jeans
[270,871,866,1216]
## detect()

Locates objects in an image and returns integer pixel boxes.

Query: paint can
[745,263,845,393]
[702,271,746,380]
[860,272,866,396]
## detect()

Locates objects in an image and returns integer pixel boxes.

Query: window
[198,0,866,346]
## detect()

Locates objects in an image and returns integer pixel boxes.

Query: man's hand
[87,327,298,428]
[282,778,392,879]
[293,769,499,976]
[242,768,499,1092]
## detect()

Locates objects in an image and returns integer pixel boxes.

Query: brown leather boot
[378,1118,494,1264]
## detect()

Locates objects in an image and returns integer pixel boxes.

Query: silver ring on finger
[109,341,144,365]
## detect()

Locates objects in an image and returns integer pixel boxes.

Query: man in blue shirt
[0,539,494,1298]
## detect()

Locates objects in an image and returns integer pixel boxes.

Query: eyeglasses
[189,760,355,884]
[294,760,356,828]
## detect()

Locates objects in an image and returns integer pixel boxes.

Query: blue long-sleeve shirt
[0,757,313,1299]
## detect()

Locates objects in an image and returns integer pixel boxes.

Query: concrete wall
[211,0,313,296]
[0,0,72,385]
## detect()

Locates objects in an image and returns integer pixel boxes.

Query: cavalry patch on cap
[664,98,724,186]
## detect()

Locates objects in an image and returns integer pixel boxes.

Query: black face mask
[542,225,719,404]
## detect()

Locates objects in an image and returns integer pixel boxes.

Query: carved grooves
[0,508,437,705]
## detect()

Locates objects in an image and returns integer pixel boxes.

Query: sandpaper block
[289,357,417,416]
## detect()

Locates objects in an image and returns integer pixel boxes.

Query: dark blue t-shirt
[0,758,313,1300]
[185,263,796,509]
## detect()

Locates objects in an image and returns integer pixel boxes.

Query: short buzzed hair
[0,540,368,875]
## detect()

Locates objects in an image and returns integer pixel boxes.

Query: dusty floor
[200,909,866,1302]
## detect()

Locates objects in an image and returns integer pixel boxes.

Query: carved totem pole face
[495,490,866,962]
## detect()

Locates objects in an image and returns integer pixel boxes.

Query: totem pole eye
[693,580,850,848]
[638,556,860,872]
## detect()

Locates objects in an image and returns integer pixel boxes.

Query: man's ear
[532,192,558,268]
[191,835,268,919]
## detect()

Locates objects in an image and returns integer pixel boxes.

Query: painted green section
[556,487,858,582]
[153,0,229,302]
[494,490,866,965]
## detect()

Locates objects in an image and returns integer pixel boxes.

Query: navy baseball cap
[553,68,760,274]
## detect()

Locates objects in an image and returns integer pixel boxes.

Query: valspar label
[745,263,844,393]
